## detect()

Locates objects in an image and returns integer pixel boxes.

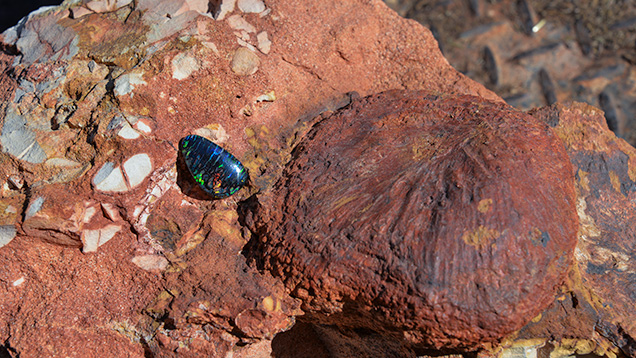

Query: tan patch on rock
[477,198,493,213]
[462,225,500,250]
[609,170,621,194]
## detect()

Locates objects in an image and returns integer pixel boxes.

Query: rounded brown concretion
[244,90,578,351]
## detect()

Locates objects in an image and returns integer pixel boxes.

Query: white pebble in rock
[237,0,265,13]
[214,0,236,20]
[118,122,140,139]
[0,225,17,249]
[231,47,260,76]
[82,224,121,253]
[45,158,82,167]
[123,153,153,188]
[134,119,152,134]
[85,0,133,13]
[1,109,47,164]
[93,164,128,192]
[25,197,44,220]
[227,14,256,33]
[132,255,169,271]
[114,72,147,97]
[172,53,201,80]
[257,31,271,54]
[12,277,25,287]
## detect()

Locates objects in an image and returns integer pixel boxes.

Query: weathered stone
[237,0,266,14]
[244,90,579,351]
[518,102,636,357]
[0,0,574,356]
[0,225,16,249]
[231,47,260,76]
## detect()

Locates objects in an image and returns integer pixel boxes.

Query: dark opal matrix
[179,134,249,199]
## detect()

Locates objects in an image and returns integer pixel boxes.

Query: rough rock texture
[0,0,504,356]
[2,0,636,357]
[243,90,579,351]
[510,102,636,358]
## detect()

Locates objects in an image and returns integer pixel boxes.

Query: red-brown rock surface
[243,90,578,351]
[512,103,636,358]
[0,0,635,357]
[0,0,500,356]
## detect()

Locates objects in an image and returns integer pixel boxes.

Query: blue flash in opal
[179,134,249,199]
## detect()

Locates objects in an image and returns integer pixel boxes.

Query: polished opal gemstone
[179,134,249,199]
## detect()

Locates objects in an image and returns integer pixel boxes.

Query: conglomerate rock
[1,0,635,357]
[0,0,501,356]
[243,90,579,352]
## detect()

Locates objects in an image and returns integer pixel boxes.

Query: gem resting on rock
[179,134,249,199]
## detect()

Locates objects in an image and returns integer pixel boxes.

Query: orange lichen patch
[577,170,591,193]
[462,225,500,250]
[609,171,622,194]
[477,198,493,213]
[411,135,444,161]
[205,210,245,251]
[628,156,636,182]
[262,296,275,312]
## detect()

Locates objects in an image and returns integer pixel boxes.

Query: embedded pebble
[81,204,99,224]
[93,162,115,185]
[257,31,271,54]
[134,119,152,134]
[256,91,276,102]
[227,15,256,33]
[237,0,265,13]
[132,255,169,271]
[85,0,133,13]
[114,72,147,97]
[1,109,47,164]
[25,197,44,220]
[193,124,229,143]
[237,38,257,52]
[214,0,236,20]
[231,47,260,76]
[70,6,93,19]
[45,157,82,167]
[172,53,200,80]
[0,225,17,249]
[82,224,121,253]
[12,277,25,287]
[122,153,152,188]
[94,166,128,192]
[118,123,140,139]
[101,203,121,222]
[7,175,23,190]
[202,41,220,55]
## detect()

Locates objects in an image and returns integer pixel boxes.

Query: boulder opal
[180,134,249,199]
[245,90,579,351]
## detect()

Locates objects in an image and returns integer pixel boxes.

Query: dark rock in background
[0,0,61,32]
[385,0,636,147]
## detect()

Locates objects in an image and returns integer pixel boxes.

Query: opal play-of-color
[179,134,249,199]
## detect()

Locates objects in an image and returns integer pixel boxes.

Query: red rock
[519,102,636,357]
[244,90,579,351]
[3,0,626,356]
